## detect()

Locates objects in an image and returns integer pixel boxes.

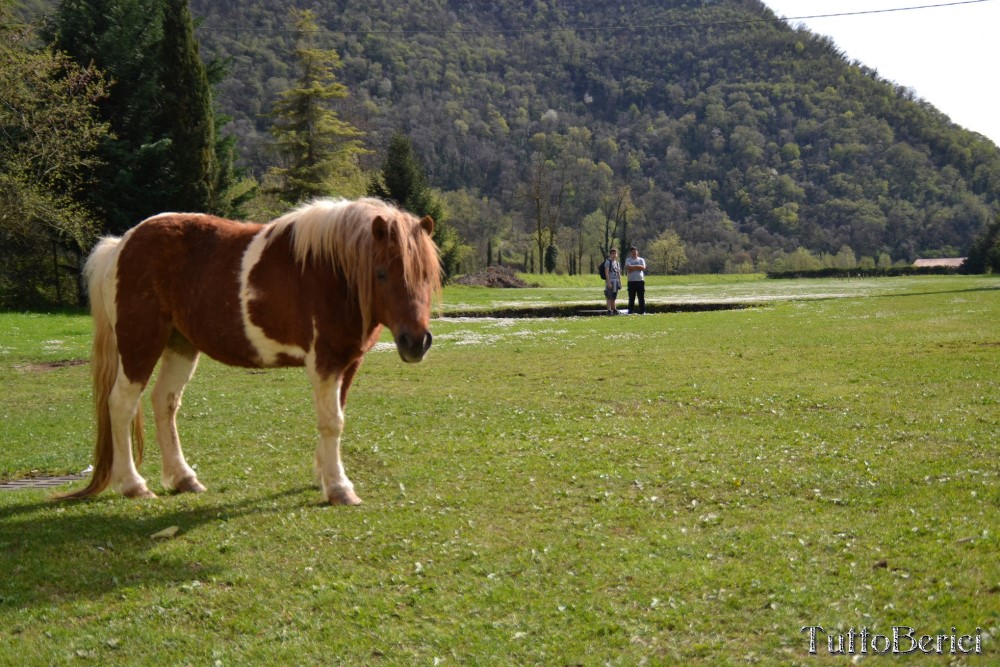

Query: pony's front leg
[308,370,362,505]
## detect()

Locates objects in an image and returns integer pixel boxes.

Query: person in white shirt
[624,246,647,314]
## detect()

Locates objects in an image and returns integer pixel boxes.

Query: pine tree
[45,0,238,229]
[160,0,218,213]
[368,132,462,280]
[368,132,443,220]
[267,9,366,204]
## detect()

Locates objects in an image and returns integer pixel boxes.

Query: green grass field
[1,275,998,665]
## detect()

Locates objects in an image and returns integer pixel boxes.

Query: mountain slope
[107,1,1000,268]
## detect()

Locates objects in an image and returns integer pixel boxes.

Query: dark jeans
[627,280,645,314]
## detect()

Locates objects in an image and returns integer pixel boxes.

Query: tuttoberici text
[801,625,983,656]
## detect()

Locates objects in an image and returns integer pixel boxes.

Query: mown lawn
[1,275,998,665]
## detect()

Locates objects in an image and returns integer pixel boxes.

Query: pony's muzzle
[395,329,432,363]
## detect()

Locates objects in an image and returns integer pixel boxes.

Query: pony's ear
[419,216,434,237]
[372,216,389,242]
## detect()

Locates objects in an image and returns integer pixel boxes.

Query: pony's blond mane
[266,198,441,332]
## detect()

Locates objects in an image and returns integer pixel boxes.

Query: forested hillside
[180,0,1000,272]
[24,0,1000,274]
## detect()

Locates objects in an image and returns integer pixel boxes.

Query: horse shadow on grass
[0,485,315,610]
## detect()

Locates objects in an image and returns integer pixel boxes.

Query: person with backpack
[624,246,647,314]
[601,248,622,315]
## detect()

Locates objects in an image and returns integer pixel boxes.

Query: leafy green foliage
[963,216,1000,273]
[13,0,1000,279]
[0,8,111,308]
[648,229,688,275]
[0,0,247,307]
[44,0,170,233]
[543,242,558,274]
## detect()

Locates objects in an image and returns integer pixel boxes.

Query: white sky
[762,0,1000,146]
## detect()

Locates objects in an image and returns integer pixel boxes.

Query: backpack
[598,259,608,280]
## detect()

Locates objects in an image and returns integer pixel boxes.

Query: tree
[521,146,571,276]
[648,229,688,275]
[160,0,218,212]
[598,185,634,258]
[369,133,442,219]
[438,188,509,272]
[267,9,366,204]
[45,0,168,233]
[45,0,239,230]
[832,245,858,270]
[0,8,111,307]
[963,216,1000,273]
[777,248,823,273]
[369,132,465,279]
[544,243,559,274]
[618,209,630,265]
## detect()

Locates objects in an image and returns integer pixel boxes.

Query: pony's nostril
[422,331,433,352]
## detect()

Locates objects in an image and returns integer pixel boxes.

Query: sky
[761,0,1000,145]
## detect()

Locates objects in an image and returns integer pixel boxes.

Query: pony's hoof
[174,476,207,494]
[327,487,363,506]
[123,485,157,499]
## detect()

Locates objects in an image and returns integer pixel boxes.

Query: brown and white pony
[60,197,440,505]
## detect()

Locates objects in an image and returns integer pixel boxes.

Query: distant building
[913,258,965,268]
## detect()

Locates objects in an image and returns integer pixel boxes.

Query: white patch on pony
[239,229,307,366]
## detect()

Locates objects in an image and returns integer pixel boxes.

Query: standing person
[603,248,621,315]
[625,246,647,314]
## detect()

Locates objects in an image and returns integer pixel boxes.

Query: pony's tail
[57,237,144,499]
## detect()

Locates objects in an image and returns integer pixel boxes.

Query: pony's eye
[375,267,388,283]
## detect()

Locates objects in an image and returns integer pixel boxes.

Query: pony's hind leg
[109,306,174,499]
[108,372,156,498]
[152,341,205,493]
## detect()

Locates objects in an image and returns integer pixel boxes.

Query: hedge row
[766,266,964,279]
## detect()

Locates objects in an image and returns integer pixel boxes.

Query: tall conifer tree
[267,9,366,203]
[369,132,443,221]
[368,132,462,280]
[46,0,237,230]
[160,0,218,213]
